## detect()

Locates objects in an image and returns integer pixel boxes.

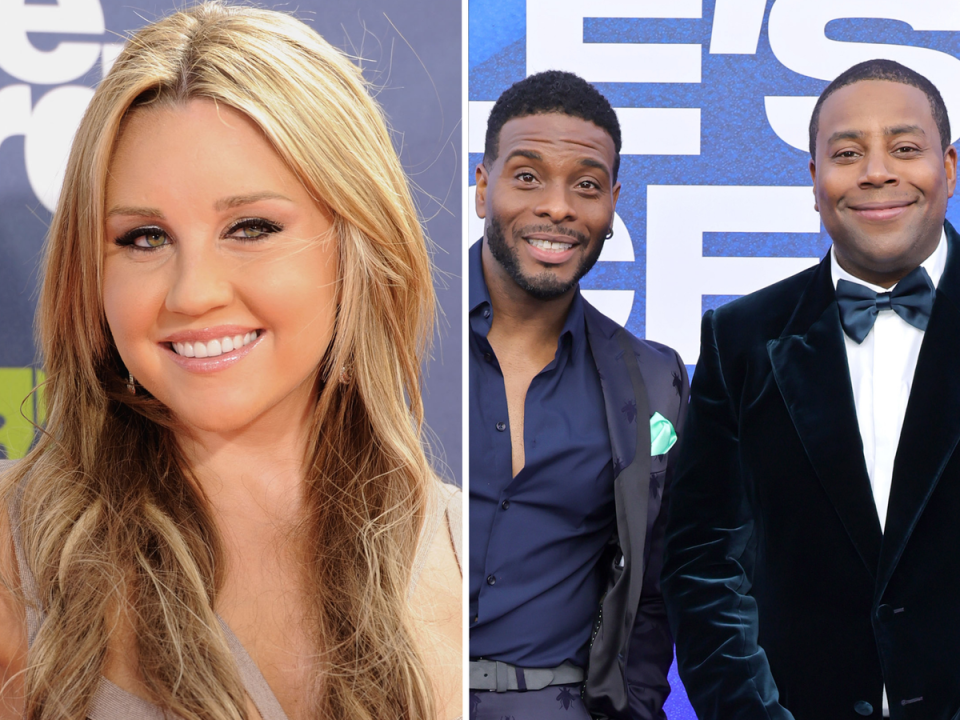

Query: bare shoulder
[0,461,27,718]
[410,482,462,720]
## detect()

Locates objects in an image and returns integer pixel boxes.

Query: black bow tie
[835,266,935,344]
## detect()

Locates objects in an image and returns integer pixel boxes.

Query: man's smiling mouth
[528,237,575,252]
[847,199,916,222]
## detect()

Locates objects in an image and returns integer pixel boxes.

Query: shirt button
[487,574,497,585]
[501,500,510,510]
[483,308,491,318]
[484,352,493,363]
[496,421,506,432]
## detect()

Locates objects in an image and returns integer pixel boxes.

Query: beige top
[0,460,461,720]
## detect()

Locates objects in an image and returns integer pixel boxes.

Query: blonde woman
[0,3,461,719]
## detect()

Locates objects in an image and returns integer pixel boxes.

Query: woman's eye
[114,226,170,250]
[139,231,168,248]
[227,219,283,240]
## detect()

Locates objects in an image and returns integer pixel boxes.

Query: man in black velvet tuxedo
[662,60,959,720]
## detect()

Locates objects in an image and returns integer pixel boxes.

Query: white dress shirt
[831,229,946,718]
[831,229,946,532]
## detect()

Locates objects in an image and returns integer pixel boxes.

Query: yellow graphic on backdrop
[0,368,47,460]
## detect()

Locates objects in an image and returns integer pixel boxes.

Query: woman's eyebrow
[105,192,295,219]
[107,205,163,218]
[214,191,293,211]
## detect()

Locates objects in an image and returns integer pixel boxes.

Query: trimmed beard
[485,216,608,301]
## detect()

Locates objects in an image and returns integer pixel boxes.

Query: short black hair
[809,59,951,158]
[484,70,622,181]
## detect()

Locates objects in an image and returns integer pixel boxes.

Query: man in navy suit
[469,71,688,720]
[663,60,959,719]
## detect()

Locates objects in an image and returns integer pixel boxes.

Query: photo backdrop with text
[469,0,960,715]
[0,0,462,483]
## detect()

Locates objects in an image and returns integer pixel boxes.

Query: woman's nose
[163,242,234,317]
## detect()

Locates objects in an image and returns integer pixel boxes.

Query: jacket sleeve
[625,350,689,720]
[661,311,794,720]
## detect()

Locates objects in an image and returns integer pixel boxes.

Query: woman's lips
[163,330,264,373]
[172,330,259,358]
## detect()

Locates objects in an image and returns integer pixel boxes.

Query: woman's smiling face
[102,98,339,436]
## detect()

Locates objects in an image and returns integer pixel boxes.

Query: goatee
[485,217,608,300]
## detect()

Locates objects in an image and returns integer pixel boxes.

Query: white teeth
[171,330,259,358]
[529,238,573,252]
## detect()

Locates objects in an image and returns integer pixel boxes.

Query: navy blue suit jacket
[582,301,688,720]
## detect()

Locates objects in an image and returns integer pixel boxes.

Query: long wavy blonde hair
[3,3,438,718]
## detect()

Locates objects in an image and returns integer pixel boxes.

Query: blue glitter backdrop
[469,1,960,716]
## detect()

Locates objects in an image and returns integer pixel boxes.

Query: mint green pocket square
[650,412,677,456]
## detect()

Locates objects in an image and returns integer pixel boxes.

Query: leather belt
[469,659,584,692]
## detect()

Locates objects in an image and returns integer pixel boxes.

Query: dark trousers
[470,684,591,720]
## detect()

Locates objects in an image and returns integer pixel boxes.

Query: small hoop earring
[604,229,614,240]
[127,372,136,395]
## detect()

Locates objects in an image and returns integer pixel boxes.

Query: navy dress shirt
[469,240,615,669]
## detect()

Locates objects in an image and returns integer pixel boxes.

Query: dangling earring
[127,372,136,395]
[339,364,352,385]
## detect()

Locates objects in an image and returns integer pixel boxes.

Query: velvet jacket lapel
[878,223,960,596]
[768,254,883,578]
